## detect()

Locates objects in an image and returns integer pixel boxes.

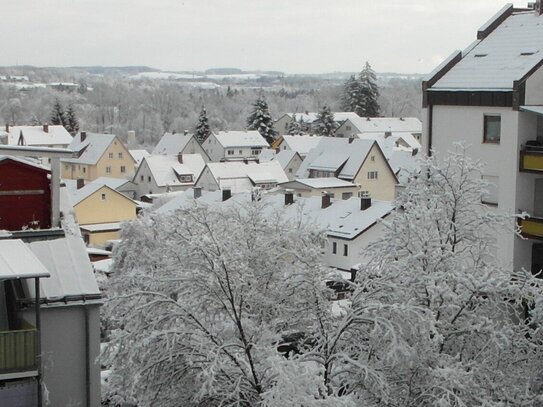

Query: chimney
[193,187,202,199]
[80,131,87,142]
[284,189,294,205]
[184,130,189,135]
[127,130,136,146]
[537,0,543,15]
[321,192,331,209]
[77,178,85,190]
[178,153,183,164]
[348,137,354,144]
[360,192,371,210]
[275,147,280,153]
[385,130,392,138]
[5,124,8,132]
[222,188,232,201]
[43,123,49,133]
[412,148,419,156]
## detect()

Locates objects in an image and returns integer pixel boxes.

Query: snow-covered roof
[69,183,134,207]
[281,135,324,156]
[26,236,101,300]
[358,132,421,152]
[155,189,225,214]
[152,133,193,155]
[286,112,360,123]
[297,138,376,180]
[129,149,150,165]
[259,149,299,169]
[206,161,288,184]
[432,9,543,90]
[92,177,134,190]
[282,177,357,189]
[80,222,122,233]
[144,154,205,187]
[0,155,50,171]
[63,132,117,165]
[214,131,269,148]
[7,125,72,147]
[344,117,422,134]
[0,239,51,280]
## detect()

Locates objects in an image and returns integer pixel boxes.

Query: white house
[195,161,288,193]
[422,3,543,273]
[133,153,206,199]
[259,149,303,180]
[202,131,269,162]
[152,132,210,161]
[335,117,422,141]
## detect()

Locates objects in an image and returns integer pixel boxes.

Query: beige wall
[294,186,360,199]
[353,144,397,201]
[62,137,135,181]
[85,230,122,246]
[74,186,137,225]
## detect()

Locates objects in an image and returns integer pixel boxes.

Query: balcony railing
[518,216,543,240]
[0,328,37,374]
[520,145,543,173]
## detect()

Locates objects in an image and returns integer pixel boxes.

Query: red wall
[0,160,51,231]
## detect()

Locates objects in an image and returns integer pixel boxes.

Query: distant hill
[69,66,160,75]
[204,68,244,75]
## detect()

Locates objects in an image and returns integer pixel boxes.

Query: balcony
[518,216,543,240]
[520,143,543,173]
[0,323,38,376]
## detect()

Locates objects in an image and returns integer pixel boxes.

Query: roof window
[520,49,538,56]
[474,53,488,58]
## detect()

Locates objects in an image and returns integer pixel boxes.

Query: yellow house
[70,182,137,246]
[297,138,398,201]
[62,131,136,181]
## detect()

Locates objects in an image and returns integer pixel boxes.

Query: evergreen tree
[226,86,234,98]
[358,61,380,117]
[340,75,364,116]
[246,95,277,144]
[286,114,304,135]
[64,104,79,135]
[50,99,65,126]
[314,105,336,136]
[194,106,211,143]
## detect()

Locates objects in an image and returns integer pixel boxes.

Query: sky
[0,0,531,75]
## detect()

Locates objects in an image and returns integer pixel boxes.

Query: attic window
[474,53,488,58]
[520,50,537,56]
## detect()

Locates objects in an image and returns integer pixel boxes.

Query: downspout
[35,278,42,407]
[84,305,90,407]
[428,104,434,156]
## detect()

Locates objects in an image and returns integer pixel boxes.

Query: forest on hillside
[0,66,422,149]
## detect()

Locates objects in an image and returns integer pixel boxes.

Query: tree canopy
[194,105,211,143]
[340,62,380,117]
[246,95,278,144]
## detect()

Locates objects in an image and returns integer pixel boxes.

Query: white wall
[525,65,543,106]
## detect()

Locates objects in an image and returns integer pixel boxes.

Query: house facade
[202,131,269,162]
[70,183,138,246]
[62,132,136,181]
[152,132,210,161]
[422,3,543,272]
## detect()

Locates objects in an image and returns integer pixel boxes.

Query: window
[346,126,351,131]
[148,176,151,182]
[370,155,375,162]
[83,167,86,173]
[101,193,106,201]
[109,153,114,159]
[332,242,337,254]
[367,171,378,180]
[252,149,261,155]
[239,150,243,154]
[343,244,348,256]
[140,175,144,181]
[106,166,111,174]
[121,166,126,173]
[288,168,293,173]
[227,150,234,155]
[483,115,501,143]
[65,164,69,170]
[118,152,123,159]
[482,175,499,205]
[342,192,353,200]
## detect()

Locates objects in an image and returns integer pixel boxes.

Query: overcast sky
[0,0,530,74]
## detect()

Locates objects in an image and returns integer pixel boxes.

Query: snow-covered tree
[357,62,380,117]
[247,95,278,144]
[286,114,304,135]
[314,106,336,136]
[329,146,543,405]
[49,98,66,126]
[64,104,79,135]
[340,75,364,116]
[194,105,211,143]
[103,202,339,406]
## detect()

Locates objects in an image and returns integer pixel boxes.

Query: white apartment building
[423,2,543,273]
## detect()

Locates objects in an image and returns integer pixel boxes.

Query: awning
[0,239,50,280]
[520,106,543,116]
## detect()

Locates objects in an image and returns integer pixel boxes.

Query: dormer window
[474,53,488,58]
